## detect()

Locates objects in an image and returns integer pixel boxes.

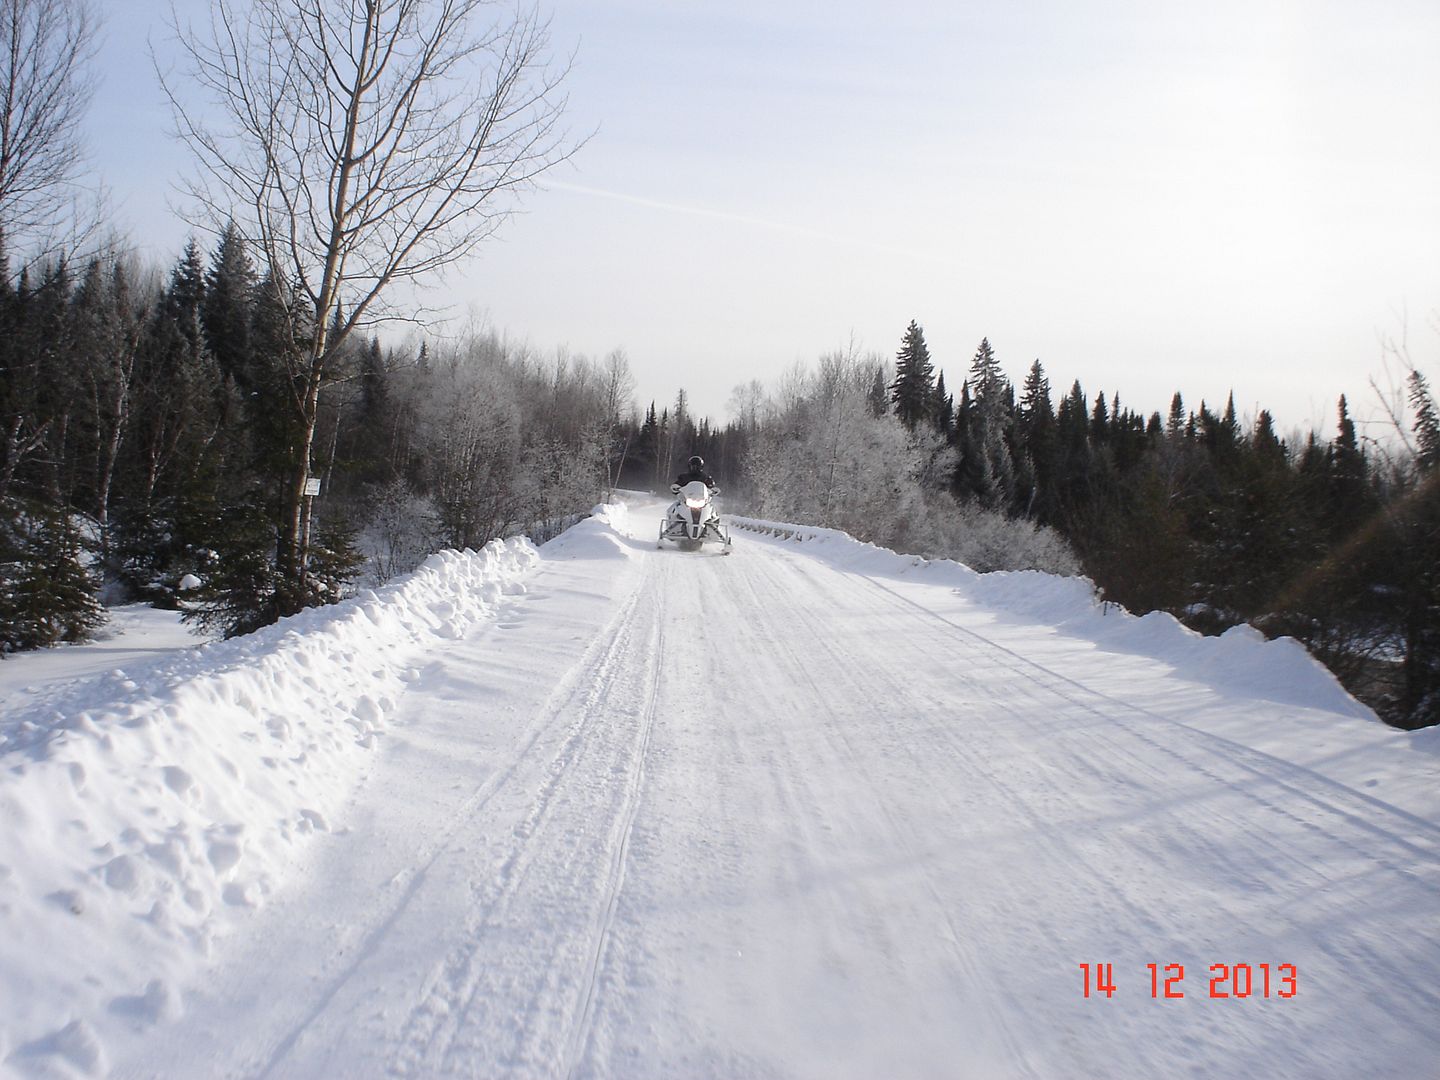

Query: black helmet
[688,455,704,470]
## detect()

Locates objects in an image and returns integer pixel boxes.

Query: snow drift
[0,538,539,1070]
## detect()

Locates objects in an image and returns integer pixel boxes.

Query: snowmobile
[658,480,733,553]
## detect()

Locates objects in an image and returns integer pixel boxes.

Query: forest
[3,247,1437,731]
[0,0,1436,731]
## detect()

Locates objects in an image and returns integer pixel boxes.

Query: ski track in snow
[4,497,1438,1079]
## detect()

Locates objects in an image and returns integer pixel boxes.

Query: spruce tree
[1090,392,1110,446]
[867,364,888,418]
[932,370,955,439]
[968,338,1004,404]
[1399,371,1440,725]
[1327,394,1370,539]
[1017,360,1056,514]
[202,223,257,394]
[959,338,1015,510]
[0,499,104,651]
[1166,392,1186,439]
[889,320,935,428]
[1410,370,1440,473]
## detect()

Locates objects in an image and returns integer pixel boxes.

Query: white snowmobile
[658,480,733,553]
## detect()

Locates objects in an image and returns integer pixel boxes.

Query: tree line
[3,243,1436,730]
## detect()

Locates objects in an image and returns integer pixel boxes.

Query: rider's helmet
[688,455,704,471]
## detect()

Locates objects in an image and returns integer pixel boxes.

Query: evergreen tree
[1410,370,1440,473]
[1166,392,1186,439]
[0,498,104,652]
[1090,391,1110,447]
[932,370,954,439]
[1397,371,1440,725]
[1016,360,1056,517]
[968,338,1003,403]
[201,223,257,401]
[1327,394,1370,539]
[634,401,658,483]
[955,338,1016,510]
[889,320,935,428]
[351,336,392,485]
[867,363,888,418]
[1253,410,1284,463]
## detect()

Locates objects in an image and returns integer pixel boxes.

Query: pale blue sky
[90,0,1439,433]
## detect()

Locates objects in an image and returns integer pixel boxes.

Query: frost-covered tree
[741,351,1076,574]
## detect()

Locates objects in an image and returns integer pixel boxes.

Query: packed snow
[0,498,1436,1078]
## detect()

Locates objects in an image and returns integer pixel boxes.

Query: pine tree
[889,320,935,428]
[867,363,888,418]
[1016,360,1056,516]
[1090,391,1110,446]
[351,336,391,485]
[202,223,256,393]
[1327,394,1370,539]
[1166,392,1186,439]
[634,401,658,482]
[1253,410,1284,464]
[968,338,1004,404]
[1410,370,1440,473]
[932,370,955,439]
[957,338,1015,510]
[0,499,104,651]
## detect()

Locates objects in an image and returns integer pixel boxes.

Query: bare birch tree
[0,0,97,259]
[162,0,574,600]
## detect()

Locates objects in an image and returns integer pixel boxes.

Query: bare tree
[0,0,97,258]
[599,347,634,496]
[162,0,575,599]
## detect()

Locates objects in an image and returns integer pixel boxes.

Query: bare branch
[0,0,100,260]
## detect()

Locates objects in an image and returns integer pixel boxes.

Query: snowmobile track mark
[746,527,1440,871]
[561,614,664,1079]
[725,556,1047,1080]
[388,561,665,1078]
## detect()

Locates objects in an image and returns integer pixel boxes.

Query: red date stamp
[1079,963,1297,999]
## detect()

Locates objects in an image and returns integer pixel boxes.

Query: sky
[89,0,1440,434]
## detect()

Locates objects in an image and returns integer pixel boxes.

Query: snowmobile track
[389,563,665,1077]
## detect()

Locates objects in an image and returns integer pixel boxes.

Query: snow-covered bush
[912,494,1081,575]
[740,354,1080,576]
[360,477,443,586]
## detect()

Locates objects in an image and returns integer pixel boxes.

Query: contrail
[539,178,961,267]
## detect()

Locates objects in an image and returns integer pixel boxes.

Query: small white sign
[304,478,322,497]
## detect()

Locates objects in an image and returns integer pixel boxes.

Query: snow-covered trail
[90,499,1440,1078]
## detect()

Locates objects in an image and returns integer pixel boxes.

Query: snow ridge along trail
[3,498,1436,1078]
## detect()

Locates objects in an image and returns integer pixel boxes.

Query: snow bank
[0,538,539,1070]
[538,501,639,561]
[729,515,1370,720]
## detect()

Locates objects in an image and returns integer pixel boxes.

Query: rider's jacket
[675,469,716,489]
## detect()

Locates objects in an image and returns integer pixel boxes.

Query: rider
[675,455,716,490]
[666,455,719,524]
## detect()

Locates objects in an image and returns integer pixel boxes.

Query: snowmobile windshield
[680,480,709,508]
